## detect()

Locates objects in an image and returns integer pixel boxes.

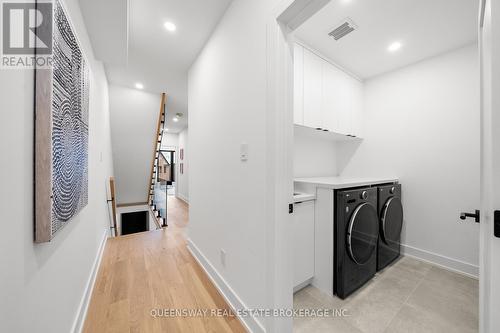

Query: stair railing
[147,93,167,229]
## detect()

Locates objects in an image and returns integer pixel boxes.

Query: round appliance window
[380,197,403,244]
[347,202,379,265]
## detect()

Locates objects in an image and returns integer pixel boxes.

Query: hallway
[83,197,246,333]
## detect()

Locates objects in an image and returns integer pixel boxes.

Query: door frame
[479,0,500,332]
[265,1,331,332]
[478,1,489,331]
[268,0,491,332]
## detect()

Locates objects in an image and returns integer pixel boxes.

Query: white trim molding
[176,193,189,204]
[402,243,479,279]
[187,238,264,333]
[71,229,109,333]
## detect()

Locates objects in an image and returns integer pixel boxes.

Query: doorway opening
[159,149,176,196]
[121,211,149,235]
[272,0,481,332]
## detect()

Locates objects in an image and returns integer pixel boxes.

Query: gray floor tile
[385,304,477,333]
[294,316,363,333]
[293,256,478,333]
[303,284,351,309]
[424,266,479,299]
[293,287,323,310]
[390,256,433,277]
[343,289,406,333]
[406,278,478,331]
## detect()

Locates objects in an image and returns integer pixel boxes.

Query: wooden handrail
[109,177,118,237]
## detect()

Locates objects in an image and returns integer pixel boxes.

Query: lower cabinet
[293,200,315,289]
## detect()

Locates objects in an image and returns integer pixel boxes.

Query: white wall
[341,44,480,275]
[109,84,159,204]
[161,132,179,149]
[0,0,115,332]
[294,130,338,178]
[177,128,189,202]
[188,0,285,331]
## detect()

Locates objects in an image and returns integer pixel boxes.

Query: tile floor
[293,256,478,333]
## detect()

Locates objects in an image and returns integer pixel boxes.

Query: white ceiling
[95,0,233,133]
[294,0,478,79]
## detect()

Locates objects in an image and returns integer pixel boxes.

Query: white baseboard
[293,278,313,293]
[71,229,109,333]
[176,193,189,204]
[401,243,478,279]
[187,239,264,333]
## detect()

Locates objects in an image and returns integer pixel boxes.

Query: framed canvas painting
[35,0,90,242]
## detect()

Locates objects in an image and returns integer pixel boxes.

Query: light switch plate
[240,143,248,161]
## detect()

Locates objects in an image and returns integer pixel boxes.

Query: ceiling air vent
[328,18,358,41]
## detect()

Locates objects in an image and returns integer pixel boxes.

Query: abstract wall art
[35,0,89,242]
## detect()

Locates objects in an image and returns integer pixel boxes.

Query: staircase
[148,93,168,229]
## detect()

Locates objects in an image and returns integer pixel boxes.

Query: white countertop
[293,192,316,203]
[294,176,398,189]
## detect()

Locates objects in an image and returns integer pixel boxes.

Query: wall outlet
[220,249,227,268]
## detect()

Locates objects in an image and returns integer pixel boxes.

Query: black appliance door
[347,203,379,265]
[380,197,404,244]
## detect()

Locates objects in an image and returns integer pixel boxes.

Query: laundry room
[290,0,480,332]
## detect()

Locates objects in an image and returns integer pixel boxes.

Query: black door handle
[495,211,500,238]
[460,210,480,223]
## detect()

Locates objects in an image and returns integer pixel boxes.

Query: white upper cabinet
[303,47,324,129]
[294,43,363,138]
[335,69,360,136]
[322,60,341,132]
[349,78,364,138]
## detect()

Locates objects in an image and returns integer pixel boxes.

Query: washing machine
[377,184,403,271]
[334,187,379,299]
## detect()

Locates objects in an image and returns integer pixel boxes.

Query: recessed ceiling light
[135,82,144,89]
[340,0,352,4]
[173,117,179,122]
[387,41,402,53]
[163,128,169,132]
[164,21,177,32]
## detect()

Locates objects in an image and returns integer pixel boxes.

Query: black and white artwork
[35,0,89,242]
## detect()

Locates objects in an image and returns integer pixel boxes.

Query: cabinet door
[335,71,353,136]
[349,78,364,138]
[293,44,304,125]
[303,48,323,129]
[322,61,341,132]
[322,62,357,136]
[293,200,315,288]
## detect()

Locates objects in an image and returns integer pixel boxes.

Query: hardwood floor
[83,196,246,333]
